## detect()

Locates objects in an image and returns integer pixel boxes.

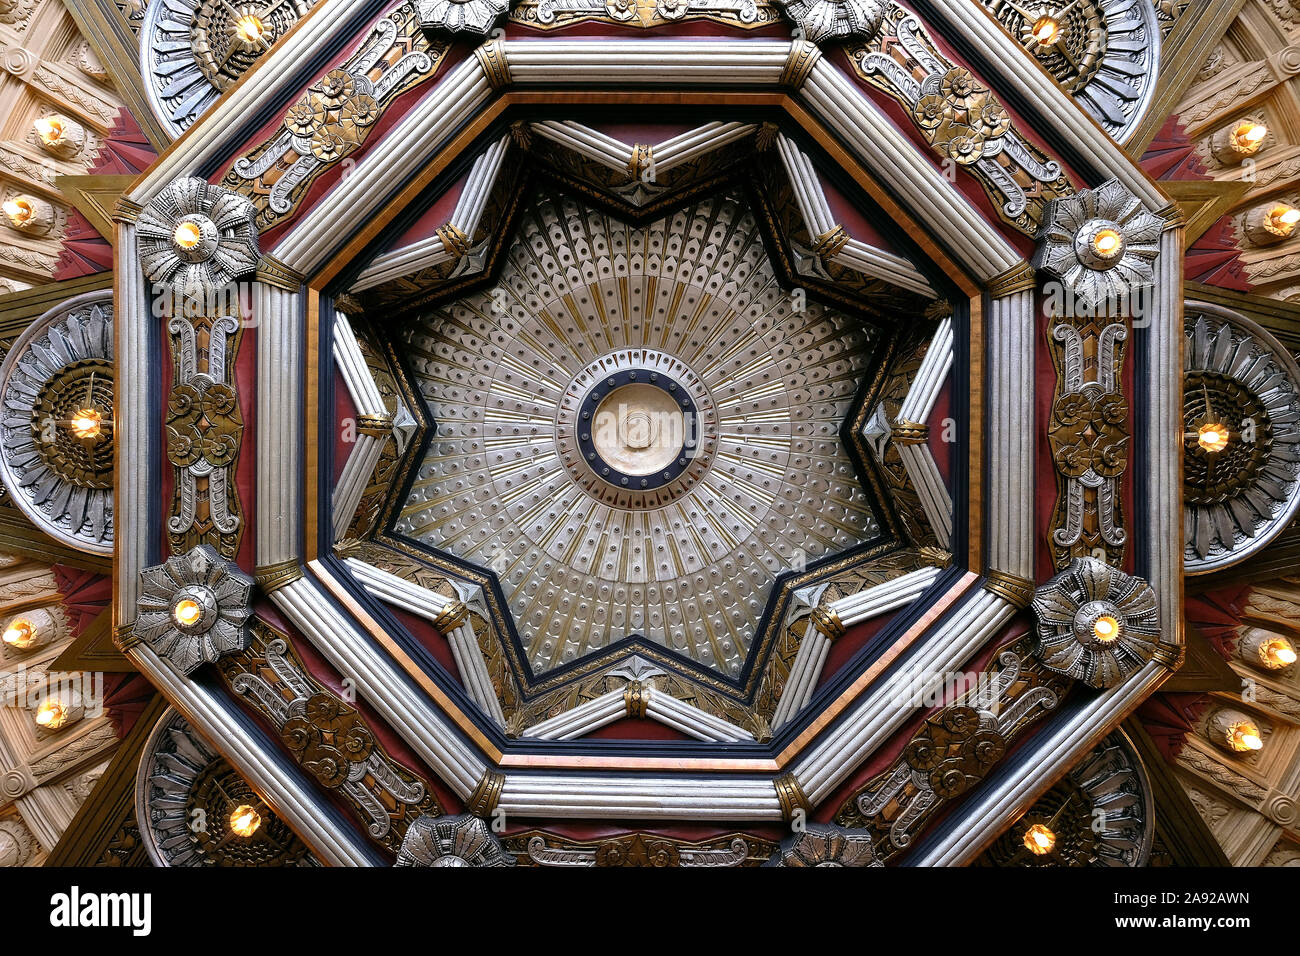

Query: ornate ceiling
[0,0,1298,880]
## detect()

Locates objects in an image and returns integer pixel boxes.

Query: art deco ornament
[1183,308,1300,572]
[134,544,253,674]
[1030,557,1159,689]
[396,814,516,866]
[0,294,114,554]
[137,177,261,299]
[776,0,885,43]
[416,0,511,35]
[764,824,879,866]
[1034,178,1166,315]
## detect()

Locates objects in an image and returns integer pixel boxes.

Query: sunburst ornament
[774,0,887,43]
[415,0,511,34]
[1030,557,1160,689]
[1035,179,1167,316]
[134,544,254,674]
[137,177,261,300]
[396,814,516,867]
[1183,308,1300,572]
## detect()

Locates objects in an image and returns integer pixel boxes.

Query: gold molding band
[255,253,306,291]
[112,196,143,224]
[780,39,822,90]
[983,569,1036,609]
[1152,643,1184,669]
[355,413,394,438]
[1155,201,1187,229]
[255,560,305,595]
[628,144,654,182]
[113,622,142,653]
[431,600,469,634]
[333,537,364,559]
[810,606,846,641]
[436,222,472,259]
[466,769,505,817]
[624,680,650,719]
[986,260,1036,298]
[812,224,850,260]
[891,420,929,445]
[774,771,811,823]
[475,38,511,90]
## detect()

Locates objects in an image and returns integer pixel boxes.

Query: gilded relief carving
[166,314,245,559]
[847,4,1074,235]
[834,634,1071,862]
[220,5,447,231]
[1046,312,1130,570]
[217,620,441,854]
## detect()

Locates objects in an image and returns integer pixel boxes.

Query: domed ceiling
[6,0,1300,880]
[398,184,885,678]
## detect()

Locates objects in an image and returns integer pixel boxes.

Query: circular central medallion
[580,372,697,488]
[557,349,717,510]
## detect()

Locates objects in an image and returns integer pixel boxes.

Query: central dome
[399,185,883,678]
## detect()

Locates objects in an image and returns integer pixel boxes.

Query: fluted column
[985,270,1037,580]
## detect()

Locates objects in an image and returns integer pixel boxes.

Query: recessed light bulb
[69,408,102,439]
[234,14,266,42]
[1197,423,1229,453]
[1031,16,1059,45]
[173,221,203,249]
[2,619,33,649]
[1023,823,1056,855]
[173,599,202,627]
[33,116,62,144]
[1092,228,1122,257]
[229,804,262,837]
[1093,615,1119,642]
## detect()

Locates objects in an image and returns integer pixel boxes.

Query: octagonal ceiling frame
[111,16,1184,858]
[328,119,950,708]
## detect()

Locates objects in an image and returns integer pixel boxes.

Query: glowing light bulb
[1268,205,1300,235]
[1230,722,1263,752]
[1031,16,1060,45]
[1197,422,1230,453]
[33,116,63,145]
[173,599,202,627]
[1092,615,1119,643]
[3,197,33,225]
[173,221,203,249]
[1023,823,1056,855]
[35,698,68,729]
[1263,638,1298,667]
[69,408,102,439]
[2,618,33,649]
[1234,121,1268,152]
[234,14,266,42]
[1092,228,1122,257]
[229,804,262,837]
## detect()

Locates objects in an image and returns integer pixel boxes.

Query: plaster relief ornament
[1030,557,1159,689]
[137,177,261,301]
[1034,178,1166,315]
[0,293,114,555]
[136,708,316,866]
[1183,307,1300,573]
[134,544,254,675]
[764,824,879,866]
[143,0,316,135]
[417,0,511,34]
[983,0,1160,142]
[396,813,516,866]
[776,0,885,42]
